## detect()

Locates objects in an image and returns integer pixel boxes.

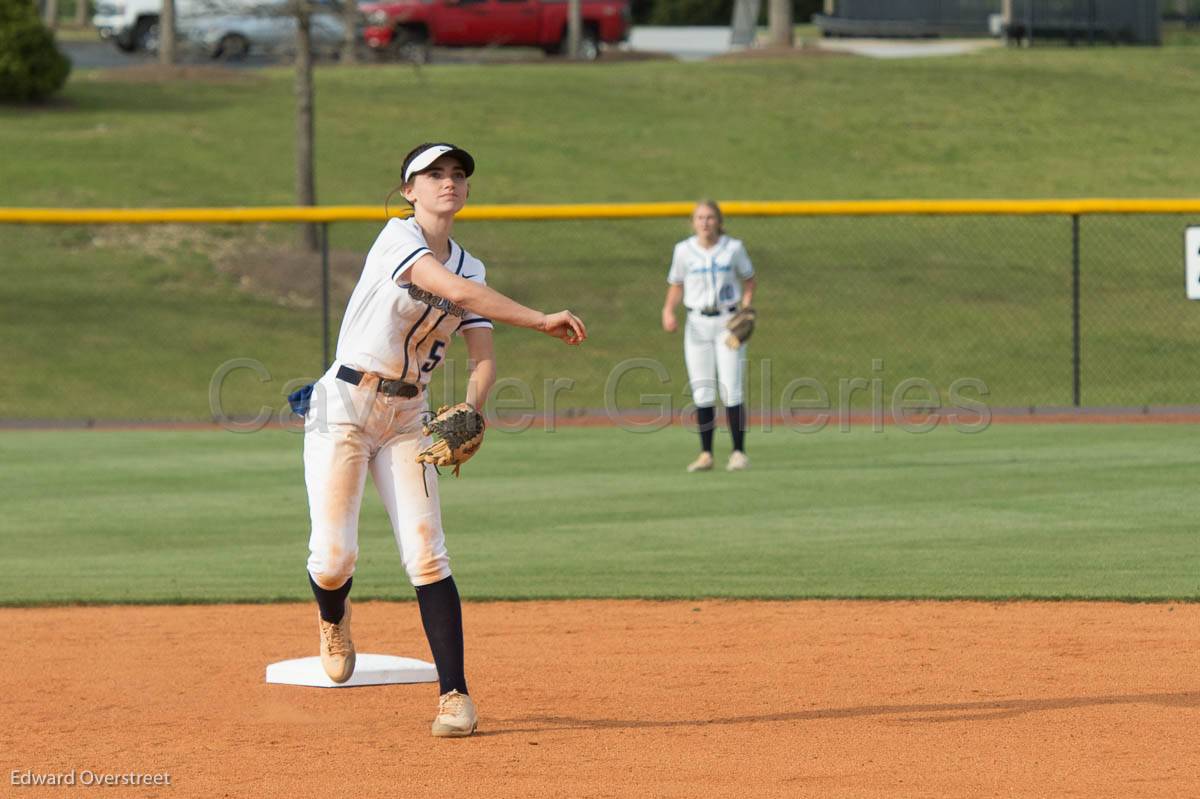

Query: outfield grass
[4,212,1197,419]
[1,424,1197,604]
[4,50,1200,419]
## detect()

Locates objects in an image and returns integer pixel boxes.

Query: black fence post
[1072,214,1081,407]
[321,222,331,372]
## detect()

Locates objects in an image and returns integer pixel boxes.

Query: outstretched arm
[410,256,587,345]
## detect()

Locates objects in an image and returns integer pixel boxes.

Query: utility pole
[294,0,319,252]
[44,0,59,30]
[339,0,358,63]
[567,0,581,58]
[159,0,176,64]
[768,0,792,47]
[76,0,89,26]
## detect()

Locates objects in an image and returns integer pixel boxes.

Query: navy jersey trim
[458,317,493,330]
[391,246,432,283]
[403,250,467,381]
[412,315,450,377]
[400,305,434,382]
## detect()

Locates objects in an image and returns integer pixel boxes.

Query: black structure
[815,0,997,37]
[814,0,1162,44]
[1005,1,1162,45]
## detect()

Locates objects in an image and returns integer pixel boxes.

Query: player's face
[405,155,469,214]
[692,206,720,241]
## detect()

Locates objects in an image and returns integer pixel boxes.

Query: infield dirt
[5,601,1198,797]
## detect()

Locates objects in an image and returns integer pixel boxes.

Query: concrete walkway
[627,26,735,61]
[626,28,1003,62]
[813,37,1003,59]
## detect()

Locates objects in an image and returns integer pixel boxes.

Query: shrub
[0,0,71,102]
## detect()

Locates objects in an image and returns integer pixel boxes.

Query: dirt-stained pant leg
[370,428,451,587]
[304,423,370,590]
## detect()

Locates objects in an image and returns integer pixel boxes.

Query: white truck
[92,0,178,52]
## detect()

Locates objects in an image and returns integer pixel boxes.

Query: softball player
[300,142,586,737]
[661,200,756,472]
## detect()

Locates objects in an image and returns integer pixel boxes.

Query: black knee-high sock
[415,576,468,696]
[309,574,352,624]
[726,403,746,453]
[696,405,716,453]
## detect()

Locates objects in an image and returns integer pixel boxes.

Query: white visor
[403,144,475,183]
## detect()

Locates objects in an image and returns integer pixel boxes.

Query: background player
[301,142,586,737]
[661,200,756,472]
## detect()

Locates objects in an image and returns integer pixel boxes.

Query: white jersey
[667,235,755,312]
[334,217,493,384]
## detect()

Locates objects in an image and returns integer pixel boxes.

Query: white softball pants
[684,311,747,407]
[303,364,450,591]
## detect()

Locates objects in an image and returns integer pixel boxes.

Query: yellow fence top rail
[2,199,1200,225]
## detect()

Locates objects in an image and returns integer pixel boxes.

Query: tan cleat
[726,450,750,471]
[318,599,355,684]
[431,690,478,738]
[686,452,714,472]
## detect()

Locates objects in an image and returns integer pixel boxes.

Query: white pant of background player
[683,309,746,407]
[303,365,449,592]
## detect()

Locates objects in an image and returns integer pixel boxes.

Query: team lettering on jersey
[407,285,470,319]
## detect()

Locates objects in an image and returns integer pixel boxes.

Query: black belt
[691,305,739,317]
[336,365,422,398]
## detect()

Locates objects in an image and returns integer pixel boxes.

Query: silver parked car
[177,0,350,60]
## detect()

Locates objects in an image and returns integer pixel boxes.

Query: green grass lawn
[1,423,1196,604]
[4,49,1200,419]
[8,47,1200,206]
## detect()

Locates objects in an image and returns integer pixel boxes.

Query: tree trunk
[768,0,792,47]
[159,0,176,65]
[339,0,358,63]
[76,0,89,26]
[44,0,59,30]
[567,0,581,59]
[295,1,319,252]
[823,0,834,14]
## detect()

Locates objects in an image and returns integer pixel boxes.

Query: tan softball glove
[416,402,486,477]
[725,306,757,349]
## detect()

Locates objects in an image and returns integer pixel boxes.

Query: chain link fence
[2,203,1198,422]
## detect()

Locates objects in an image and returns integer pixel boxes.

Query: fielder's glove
[725,306,757,349]
[416,402,486,477]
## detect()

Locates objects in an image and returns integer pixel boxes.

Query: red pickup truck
[360,0,631,61]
